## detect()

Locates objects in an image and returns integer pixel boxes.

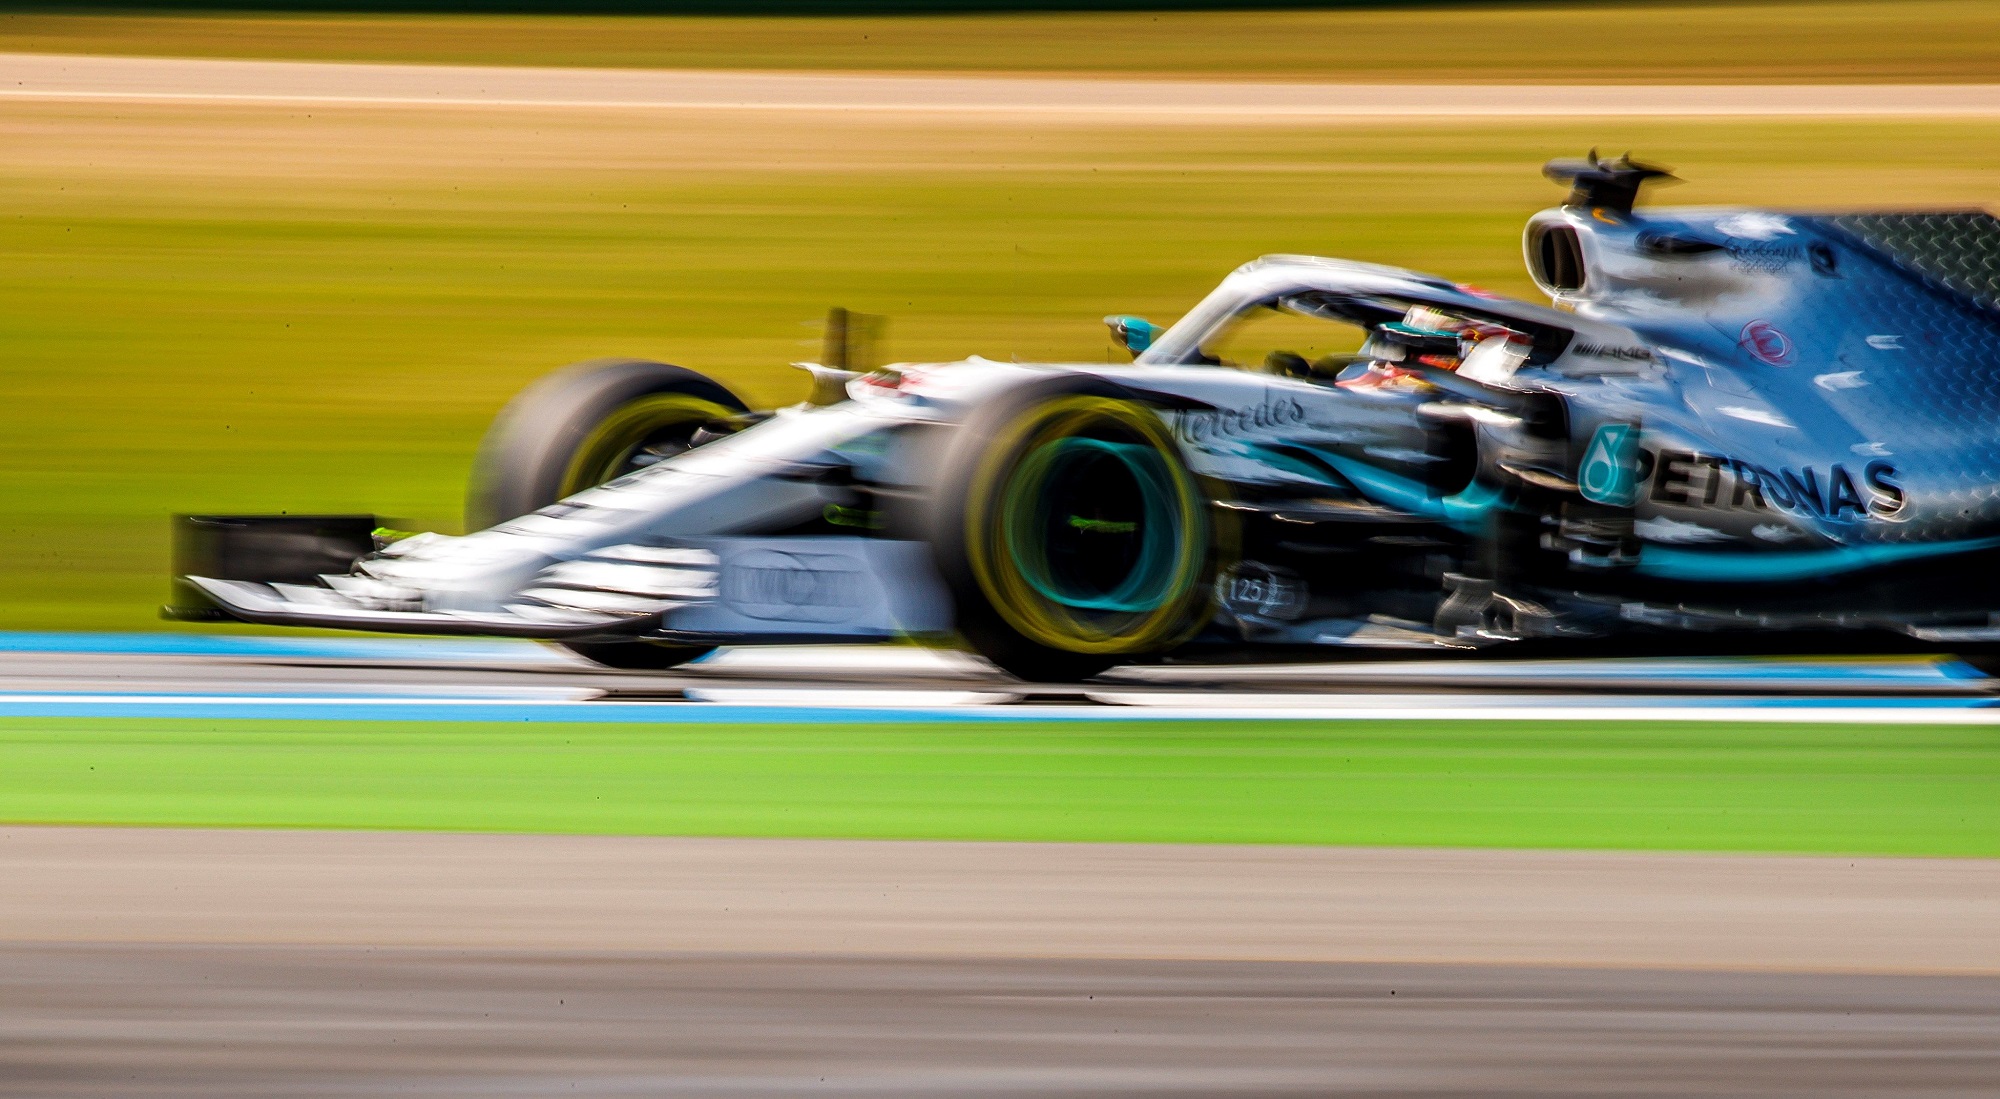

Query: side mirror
[792,361,862,407]
[1104,315,1163,359]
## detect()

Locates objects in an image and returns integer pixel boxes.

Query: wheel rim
[968,396,1207,653]
[1005,437,1183,613]
[558,393,737,495]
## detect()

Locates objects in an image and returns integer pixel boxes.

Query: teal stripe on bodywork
[1637,537,2000,583]
[1238,443,1342,486]
[1318,452,1504,533]
[1241,440,1997,582]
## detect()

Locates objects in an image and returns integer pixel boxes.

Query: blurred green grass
[4,104,1999,629]
[3,716,1996,854]
[5,1,2000,82]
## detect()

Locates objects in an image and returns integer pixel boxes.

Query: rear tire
[467,358,749,673]
[929,375,1214,682]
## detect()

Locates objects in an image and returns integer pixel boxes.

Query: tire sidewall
[466,358,746,673]
[466,358,747,532]
[931,374,1215,673]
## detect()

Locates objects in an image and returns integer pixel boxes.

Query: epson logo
[1726,240,1802,274]
[723,550,865,623]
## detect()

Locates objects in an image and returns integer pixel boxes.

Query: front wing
[189,532,953,643]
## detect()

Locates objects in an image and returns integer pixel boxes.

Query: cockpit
[1156,288,1539,391]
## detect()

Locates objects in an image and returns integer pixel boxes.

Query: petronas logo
[1578,423,1640,506]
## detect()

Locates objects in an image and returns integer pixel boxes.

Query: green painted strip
[2,717,1995,856]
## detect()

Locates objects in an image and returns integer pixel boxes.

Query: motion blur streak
[8,948,1999,1098]
[6,6,2000,1093]
[6,54,2000,116]
[8,828,1998,970]
[8,80,1999,630]
[3,828,1997,1096]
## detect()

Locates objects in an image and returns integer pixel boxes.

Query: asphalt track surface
[5,52,2000,118]
[10,947,2000,1098]
[5,828,2000,1097]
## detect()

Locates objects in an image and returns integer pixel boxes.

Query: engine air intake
[1532,225,1587,292]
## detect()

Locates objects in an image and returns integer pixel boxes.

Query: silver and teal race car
[176,153,2000,681]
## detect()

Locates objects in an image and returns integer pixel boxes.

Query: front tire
[467,358,747,531]
[562,638,713,671]
[467,358,749,672]
[929,376,1214,682]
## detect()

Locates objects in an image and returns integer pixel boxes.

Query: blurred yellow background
[5,1,1998,81]
[3,3,1999,629]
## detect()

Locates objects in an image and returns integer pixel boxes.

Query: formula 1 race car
[175,153,2000,681]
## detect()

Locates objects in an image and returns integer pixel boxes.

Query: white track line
[695,646,986,674]
[3,692,1996,723]
[680,688,1020,707]
[700,646,1976,684]
[4,54,1999,117]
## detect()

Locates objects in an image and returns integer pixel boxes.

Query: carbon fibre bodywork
[186,168,2000,665]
